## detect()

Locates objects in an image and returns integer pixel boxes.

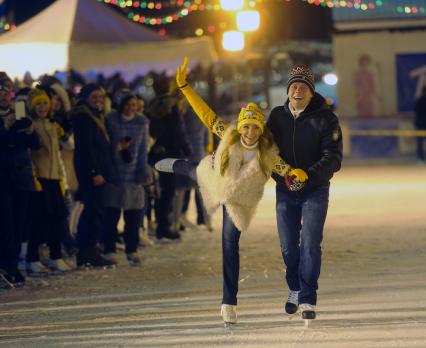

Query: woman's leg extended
[155,158,198,182]
[222,207,241,305]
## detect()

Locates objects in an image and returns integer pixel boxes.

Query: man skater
[267,65,343,322]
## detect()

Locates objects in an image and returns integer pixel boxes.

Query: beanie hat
[28,88,51,112]
[287,64,315,94]
[78,83,102,101]
[237,102,265,133]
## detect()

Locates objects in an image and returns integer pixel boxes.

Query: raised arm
[176,57,226,138]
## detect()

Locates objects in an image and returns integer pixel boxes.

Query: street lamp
[222,31,244,52]
[220,0,244,11]
[236,10,260,32]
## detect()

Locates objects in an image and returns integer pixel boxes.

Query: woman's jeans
[276,185,329,306]
[173,160,241,305]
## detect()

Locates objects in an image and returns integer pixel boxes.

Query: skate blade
[224,322,236,329]
[0,275,15,289]
[304,319,314,328]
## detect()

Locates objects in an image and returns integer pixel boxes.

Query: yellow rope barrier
[348,129,426,137]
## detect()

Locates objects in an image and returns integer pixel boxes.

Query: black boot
[76,247,116,268]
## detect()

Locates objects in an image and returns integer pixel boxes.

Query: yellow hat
[237,102,265,133]
[28,88,51,112]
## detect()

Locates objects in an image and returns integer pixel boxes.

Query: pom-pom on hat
[237,102,265,133]
[28,88,51,112]
[287,64,315,94]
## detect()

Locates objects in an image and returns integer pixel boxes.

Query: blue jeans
[174,160,241,304]
[276,186,329,305]
[222,207,241,305]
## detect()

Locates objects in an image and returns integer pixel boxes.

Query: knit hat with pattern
[237,102,265,133]
[287,64,315,94]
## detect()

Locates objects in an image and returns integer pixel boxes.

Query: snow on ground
[0,164,425,348]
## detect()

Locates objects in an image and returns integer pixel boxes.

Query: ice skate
[221,304,237,327]
[299,303,316,327]
[27,261,50,276]
[285,289,299,317]
[47,259,72,272]
[0,269,15,289]
[154,158,179,173]
[126,252,141,267]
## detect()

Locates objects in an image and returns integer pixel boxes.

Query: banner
[396,53,426,112]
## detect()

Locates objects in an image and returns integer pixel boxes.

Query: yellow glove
[59,179,66,196]
[56,125,65,138]
[34,178,43,192]
[176,56,188,88]
[288,168,308,183]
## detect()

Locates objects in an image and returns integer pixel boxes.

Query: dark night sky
[11,0,332,45]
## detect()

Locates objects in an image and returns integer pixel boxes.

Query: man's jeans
[276,185,329,305]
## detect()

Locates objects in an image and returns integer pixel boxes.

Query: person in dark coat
[267,65,343,321]
[145,76,193,240]
[414,86,426,162]
[71,83,118,267]
[0,75,40,286]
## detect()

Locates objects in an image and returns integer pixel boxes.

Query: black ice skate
[285,289,299,316]
[299,303,316,327]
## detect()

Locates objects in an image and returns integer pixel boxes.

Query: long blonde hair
[220,126,275,178]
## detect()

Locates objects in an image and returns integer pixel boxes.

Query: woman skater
[155,57,308,326]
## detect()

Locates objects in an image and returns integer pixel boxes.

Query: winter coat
[196,125,278,232]
[0,115,41,191]
[30,117,64,180]
[145,94,193,163]
[104,111,152,210]
[71,103,117,190]
[267,93,343,193]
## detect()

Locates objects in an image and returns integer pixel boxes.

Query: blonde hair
[220,126,275,178]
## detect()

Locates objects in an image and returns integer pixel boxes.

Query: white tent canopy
[0,0,217,80]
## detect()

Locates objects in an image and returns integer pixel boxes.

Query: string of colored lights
[0,21,16,33]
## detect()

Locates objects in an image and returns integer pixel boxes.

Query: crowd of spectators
[0,70,212,289]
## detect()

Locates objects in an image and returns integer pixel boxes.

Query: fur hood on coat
[196,125,278,232]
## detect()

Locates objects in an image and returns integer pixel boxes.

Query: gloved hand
[284,168,308,191]
[176,56,189,88]
[34,178,43,192]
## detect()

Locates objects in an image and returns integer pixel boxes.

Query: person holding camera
[103,90,152,266]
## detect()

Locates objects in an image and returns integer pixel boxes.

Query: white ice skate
[221,304,237,328]
[154,158,179,173]
[299,303,316,327]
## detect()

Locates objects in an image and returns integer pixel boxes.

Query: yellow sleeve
[180,85,226,138]
[272,155,292,177]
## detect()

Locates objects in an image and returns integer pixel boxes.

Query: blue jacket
[105,111,152,185]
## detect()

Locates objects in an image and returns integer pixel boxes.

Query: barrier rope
[348,129,426,137]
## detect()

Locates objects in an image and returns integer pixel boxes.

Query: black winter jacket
[71,103,117,190]
[267,93,343,193]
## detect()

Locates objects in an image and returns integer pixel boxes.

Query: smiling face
[34,100,50,118]
[87,89,105,111]
[238,123,263,146]
[288,82,313,111]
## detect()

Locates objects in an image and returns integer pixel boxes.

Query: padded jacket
[267,93,343,193]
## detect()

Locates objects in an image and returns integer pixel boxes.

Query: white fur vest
[196,125,278,232]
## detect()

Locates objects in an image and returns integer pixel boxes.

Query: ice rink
[0,164,425,348]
